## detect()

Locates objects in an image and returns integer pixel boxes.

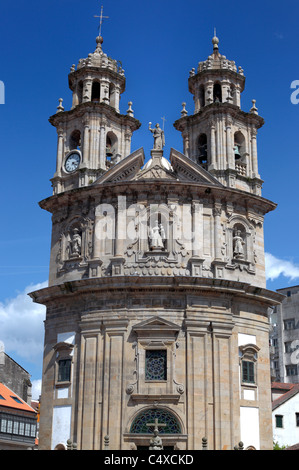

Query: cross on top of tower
[94,5,109,37]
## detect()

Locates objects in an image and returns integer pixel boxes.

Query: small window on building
[286,364,297,376]
[275,415,283,428]
[296,413,299,427]
[0,394,5,400]
[284,318,295,330]
[145,350,167,381]
[242,360,255,384]
[58,359,72,382]
[10,396,23,404]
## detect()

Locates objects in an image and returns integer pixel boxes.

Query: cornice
[49,101,141,131]
[29,275,284,307]
[173,102,264,131]
[38,175,277,216]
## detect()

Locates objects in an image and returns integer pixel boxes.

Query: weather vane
[94,5,109,37]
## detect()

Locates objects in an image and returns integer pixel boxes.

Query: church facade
[30,31,283,450]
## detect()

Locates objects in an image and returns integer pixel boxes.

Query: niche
[91,81,101,102]
[197,133,208,165]
[213,83,222,103]
[69,130,81,150]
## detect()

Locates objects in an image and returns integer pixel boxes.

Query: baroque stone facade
[30,32,283,450]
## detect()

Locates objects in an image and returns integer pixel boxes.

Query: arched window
[233,131,245,160]
[91,81,101,102]
[213,83,222,103]
[106,132,118,164]
[199,84,205,108]
[69,130,81,150]
[197,133,208,165]
[130,408,181,434]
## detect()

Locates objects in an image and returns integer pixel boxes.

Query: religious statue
[233,230,245,259]
[149,429,163,450]
[149,122,165,149]
[149,221,165,250]
[70,228,82,257]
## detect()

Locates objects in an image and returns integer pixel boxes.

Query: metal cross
[161,116,166,131]
[146,417,166,433]
[94,5,109,36]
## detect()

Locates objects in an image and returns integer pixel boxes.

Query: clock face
[65,153,80,173]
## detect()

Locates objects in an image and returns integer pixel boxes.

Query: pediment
[93,148,145,184]
[134,150,178,181]
[170,148,224,186]
[132,316,180,336]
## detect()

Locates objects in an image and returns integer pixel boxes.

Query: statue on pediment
[149,122,165,149]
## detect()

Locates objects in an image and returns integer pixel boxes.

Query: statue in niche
[149,429,163,450]
[148,122,165,149]
[149,220,165,250]
[69,228,82,257]
[233,229,245,259]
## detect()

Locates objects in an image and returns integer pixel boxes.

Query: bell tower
[174,34,264,195]
[50,34,141,195]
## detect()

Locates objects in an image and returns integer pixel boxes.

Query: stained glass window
[145,350,167,381]
[130,408,181,434]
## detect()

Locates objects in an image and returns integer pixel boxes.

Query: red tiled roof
[272,382,294,391]
[272,383,299,410]
[0,383,36,413]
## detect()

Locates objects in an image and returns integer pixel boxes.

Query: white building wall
[272,394,299,448]
[240,406,260,449]
[51,405,72,450]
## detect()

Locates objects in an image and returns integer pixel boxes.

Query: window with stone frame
[58,359,72,382]
[241,360,255,384]
[53,341,74,386]
[239,343,260,386]
[145,349,167,381]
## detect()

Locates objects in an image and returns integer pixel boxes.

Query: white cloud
[265,253,299,281]
[0,281,47,364]
[31,379,42,400]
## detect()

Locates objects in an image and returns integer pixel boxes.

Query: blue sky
[0,0,299,395]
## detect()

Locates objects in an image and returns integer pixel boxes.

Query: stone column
[213,202,222,261]
[209,121,216,170]
[82,79,92,103]
[99,119,106,169]
[82,120,90,166]
[124,127,132,158]
[226,119,234,169]
[189,201,205,276]
[100,79,110,104]
[185,320,212,449]
[114,84,120,113]
[77,331,102,450]
[251,128,259,178]
[101,320,129,449]
[56,127,64,175]
[182,131,190,158]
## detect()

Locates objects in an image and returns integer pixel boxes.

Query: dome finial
[212,28,219,50]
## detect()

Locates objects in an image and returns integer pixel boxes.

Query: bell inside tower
[213,83,222,103]
[197,133,208,166]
